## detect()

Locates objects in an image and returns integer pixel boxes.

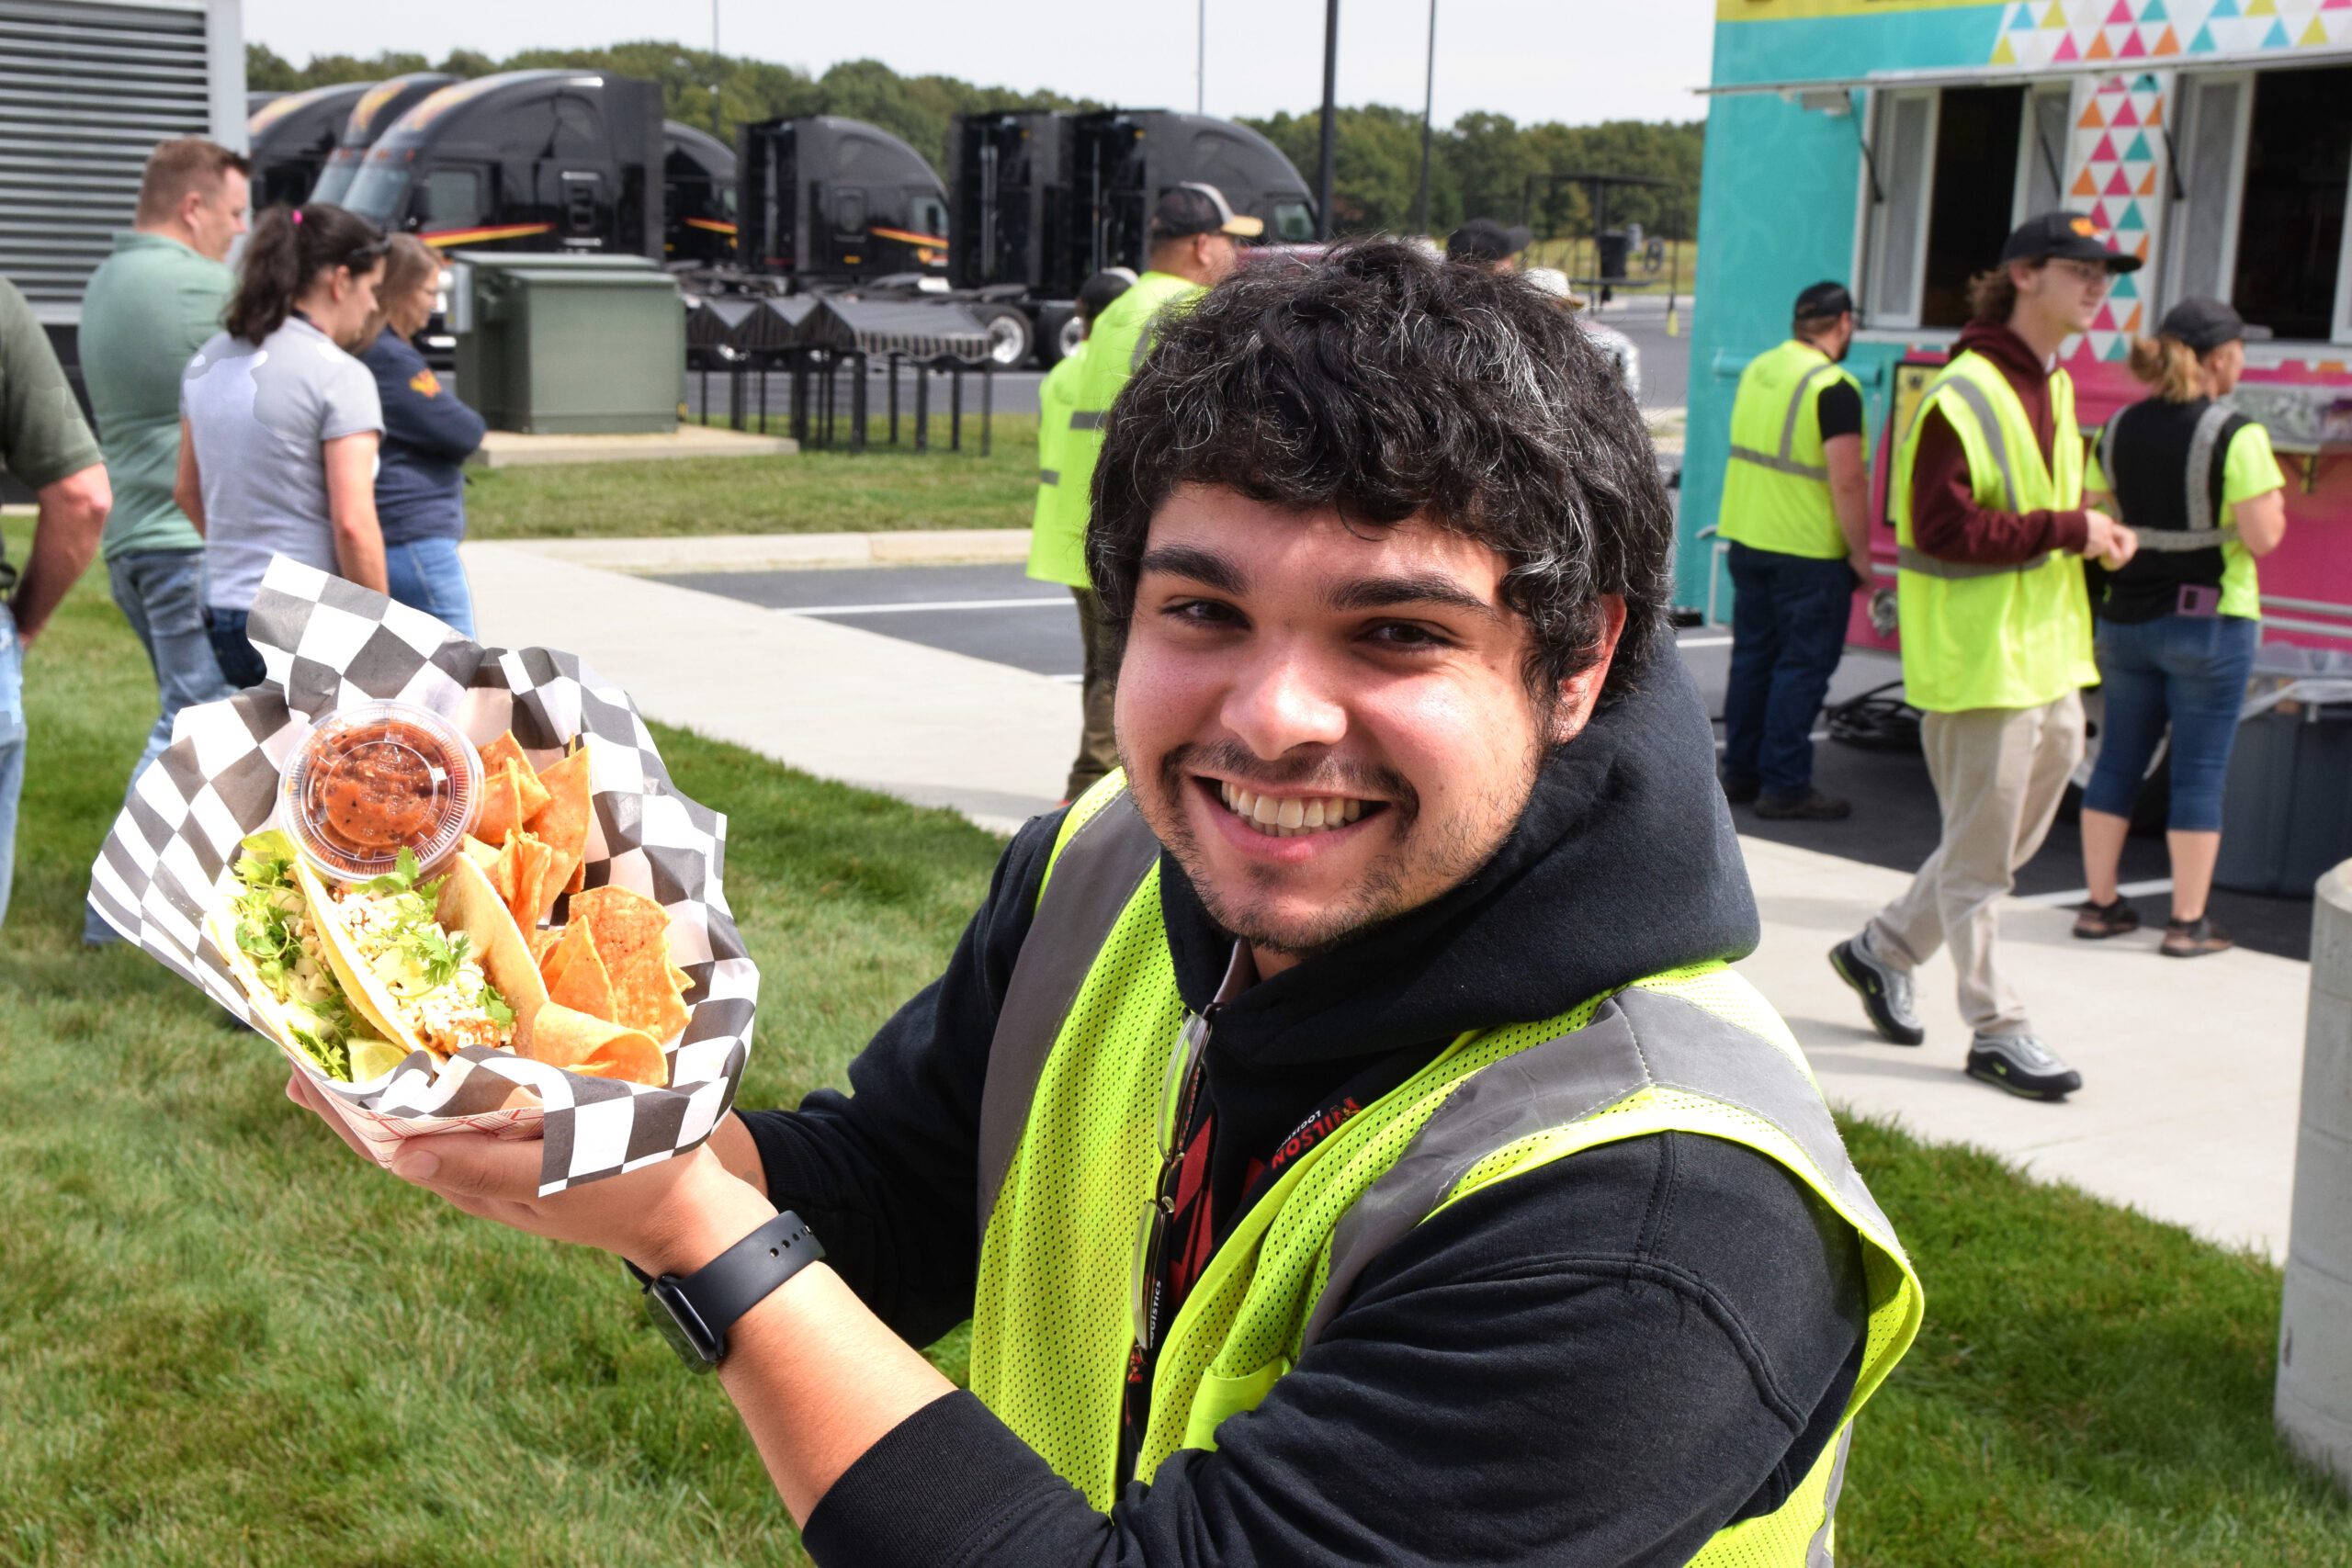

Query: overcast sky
[243,0,1717,127]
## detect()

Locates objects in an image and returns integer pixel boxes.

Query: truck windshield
[344,162,410,225]
[1271,201,1314,243]
[310,151,361,206]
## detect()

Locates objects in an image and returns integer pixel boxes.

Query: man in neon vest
[1028,267,1136,801]
[294,241,1922,1563]
[1716,281,1871,821]
[1832,212,2140,1102]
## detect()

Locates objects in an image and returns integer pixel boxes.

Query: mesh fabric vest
[1891,349,2096,713]
[1718,338,1861,560]
[968,776,1926,1564]
[1057,270,1203,544]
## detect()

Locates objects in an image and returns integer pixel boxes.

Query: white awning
[1696,43,2352,99]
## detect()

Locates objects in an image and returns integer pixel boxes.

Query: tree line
[247,43,1700,240]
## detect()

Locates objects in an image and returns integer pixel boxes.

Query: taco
[299,847,550,1062]
[211,829,389,1083]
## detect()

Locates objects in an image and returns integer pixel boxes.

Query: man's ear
[1548,595,1630,745]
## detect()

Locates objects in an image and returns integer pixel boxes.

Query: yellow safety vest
[1892,351,2097,713]
[1026,343,1091,589]
[1719,338,1862,560]
[1057,271,1203,547]
[968,776,1925,1563]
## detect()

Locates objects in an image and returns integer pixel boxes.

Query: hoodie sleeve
[801,1132,1870,1568]
[366,333,485,462]
[1907,403,2089,565]
[735,809,1062,1348]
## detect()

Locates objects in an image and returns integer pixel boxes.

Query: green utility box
[452,252,683,434]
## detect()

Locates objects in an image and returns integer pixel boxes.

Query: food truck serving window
[1862,82,2071,330]
[2165,66,2352,345]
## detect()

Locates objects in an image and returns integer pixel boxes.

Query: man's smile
[1206,777,1380,839]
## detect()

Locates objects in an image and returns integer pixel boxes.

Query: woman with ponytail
[173,201,391,686]
[2074,298,2289,957]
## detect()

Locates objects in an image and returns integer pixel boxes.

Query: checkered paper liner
[86,557,758,1194]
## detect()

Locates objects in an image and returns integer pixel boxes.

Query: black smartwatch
[626,1211,825,1372]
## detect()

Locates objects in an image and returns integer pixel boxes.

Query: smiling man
[298,241,1921,1565]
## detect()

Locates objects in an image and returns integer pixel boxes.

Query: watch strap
[632,1210,825,1361]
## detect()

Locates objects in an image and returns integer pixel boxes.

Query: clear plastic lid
[281,701,482,884]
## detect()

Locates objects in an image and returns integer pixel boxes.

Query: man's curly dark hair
[1086,237,1674,707]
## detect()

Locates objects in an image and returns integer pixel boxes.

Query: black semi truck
[736,116,948,283]
[664,120,738,266]
[246,81,370,209]
[946,108,1315,364]
[306,73,457,205]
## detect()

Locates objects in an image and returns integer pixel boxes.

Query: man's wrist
[628,1158,779,1280]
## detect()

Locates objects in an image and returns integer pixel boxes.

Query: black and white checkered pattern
[88,558,759,1194]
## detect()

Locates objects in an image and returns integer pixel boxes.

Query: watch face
[644,1282,722,1373]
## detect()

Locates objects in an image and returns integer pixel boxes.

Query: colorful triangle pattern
[1986,0,2351,71]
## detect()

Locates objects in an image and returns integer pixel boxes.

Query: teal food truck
[1691,0,2351,652]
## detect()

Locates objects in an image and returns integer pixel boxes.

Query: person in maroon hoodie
[1830,212,2140,1103]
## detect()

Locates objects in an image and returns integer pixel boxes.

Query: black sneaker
[1966,1034,2082,1100]
[1828,934,1925,1045]
[1720,771,1759,805]
[1755,788,1852,821]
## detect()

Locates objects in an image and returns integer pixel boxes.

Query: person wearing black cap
[1715,281,1871,821]
[1832,210,2142,1103]
[2073,298,2287,958]
[1027,266,1137,801]
[1445,217,1532,273]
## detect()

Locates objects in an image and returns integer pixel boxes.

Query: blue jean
[385,536,476,639]
[0,603,23,932]
[1722,541,1856,795]
[85,552,239,942]
[2085,613,2259,832]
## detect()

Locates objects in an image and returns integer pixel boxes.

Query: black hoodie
[742,653,1869,1567]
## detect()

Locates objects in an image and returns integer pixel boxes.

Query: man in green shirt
[1,276,112,931]
[76,138,248,944]
[1054,184,1256,791]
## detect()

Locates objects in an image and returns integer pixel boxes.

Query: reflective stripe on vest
[969,778,1925,1564]
[1891,351,2095,712]
[1718,340,1859,560]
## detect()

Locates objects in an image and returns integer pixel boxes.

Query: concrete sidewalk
[465,536,2312,1261]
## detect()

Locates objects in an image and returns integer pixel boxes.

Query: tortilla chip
[478,734,551,819]
[474,762,526,848]
[526,1001,668,1086]
[547,925,617,1020]
[668,963,694,996]
[528,927,562,965]
[525,747,592,922]
[569,886,690,1043]
[499,832,553,934]
[539,919,584,988]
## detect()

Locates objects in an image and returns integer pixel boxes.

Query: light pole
[1197,0,1205,114]
[1414,0,1436,239]
[709,0,722,139]
[1316,0,1338,240]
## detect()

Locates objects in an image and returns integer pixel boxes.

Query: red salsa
[282,702,481,883]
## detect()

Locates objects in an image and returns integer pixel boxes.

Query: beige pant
[1866,691,2086,1037]
[1065,588,1121,801]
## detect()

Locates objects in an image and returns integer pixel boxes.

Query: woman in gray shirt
[176,202,390,687]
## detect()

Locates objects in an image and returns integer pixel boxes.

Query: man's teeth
[1216,783,1367,838]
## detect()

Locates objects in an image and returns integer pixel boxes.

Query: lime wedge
[346,1037,412,1084]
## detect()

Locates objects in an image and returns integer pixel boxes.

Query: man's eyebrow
[1326,571,1501,619]
[1137,546,1247,594]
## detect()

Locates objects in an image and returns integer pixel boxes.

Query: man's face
[189,169,251,262]
[1116,485,1623,971]
[2018,256,2112,335]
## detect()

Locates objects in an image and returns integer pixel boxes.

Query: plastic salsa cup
[281,701,483,885]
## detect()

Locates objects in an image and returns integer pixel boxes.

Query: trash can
[2217,645,2352,897]
[453,252,684,434]
[1594,230,1631,282]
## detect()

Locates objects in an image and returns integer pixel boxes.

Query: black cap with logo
[1999,209,2143,273]
[1150,183,1264,242]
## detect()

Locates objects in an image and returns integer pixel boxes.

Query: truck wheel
[1035,306,1081,367]
[972,306,1033,368]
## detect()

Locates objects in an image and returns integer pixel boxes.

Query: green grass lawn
[463,413,1040,540]
[3,546,2346,1565]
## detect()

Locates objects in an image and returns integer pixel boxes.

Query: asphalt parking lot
[654,559,2313,961]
